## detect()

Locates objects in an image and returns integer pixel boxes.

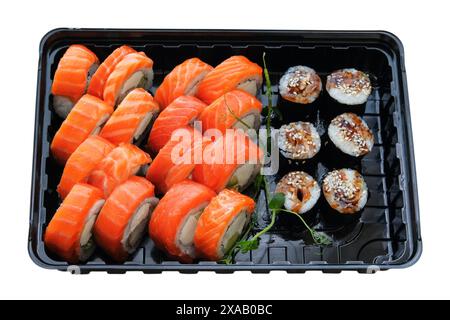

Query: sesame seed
[278,121,320,159]
[323,170,361,203]
[330,113,373,156]
[276,171,317,197]
[285,67,321,98]
[328,69,371,96]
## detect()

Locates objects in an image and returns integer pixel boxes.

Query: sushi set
[29,29,421,273]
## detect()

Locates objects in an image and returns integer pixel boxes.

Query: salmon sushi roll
[87,45,136,98]
[51,94,113,164]
[44,183,104,263]
[88,143,152,197]
[199,90,262,133]
[100,88,160,145]
[146,127,209,194]
[149,180,216,262]
[196,56,263,104]
[193,130,263,193]
[51,45,99,118]
[194,189,255,261]
[147,95,207,153]
[154,58,213,110]
[94,176,159,262]
[57,136,115,200]
[103,52,154,107]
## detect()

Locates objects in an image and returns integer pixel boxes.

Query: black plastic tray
[29,29,421,273]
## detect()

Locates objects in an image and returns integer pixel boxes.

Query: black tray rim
[29,28,422,273]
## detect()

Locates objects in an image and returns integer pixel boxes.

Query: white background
[0,0,448,300]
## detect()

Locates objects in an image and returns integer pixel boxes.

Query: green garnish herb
[262,52,273,151]
[267,193,332,246]
[224,94,251,129]
[220,218,256,265]
[81,238,95,252]
[249,173,263,199]
[236,192,331,254]
[138,75,148,88]
[226,176,239,190]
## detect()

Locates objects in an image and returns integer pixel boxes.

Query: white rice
[133,111,157,142]
[91,114,110,135]
[78,199,104,261]
[237,76,262,96]
[227,161,262,191]
[121,197,159,254]
[117,68,154,105]
[176,203,210,259]
[219,210,250,258]
[53,95,75,118]
[185,70,211,96]
[232,113,260,131]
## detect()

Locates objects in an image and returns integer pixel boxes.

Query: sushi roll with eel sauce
[328,113,374,157]
[275,171,321,214]
[326,69,372,105]
[277,121,321,160]
[279,65,322,104]
[322,168,368,214]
